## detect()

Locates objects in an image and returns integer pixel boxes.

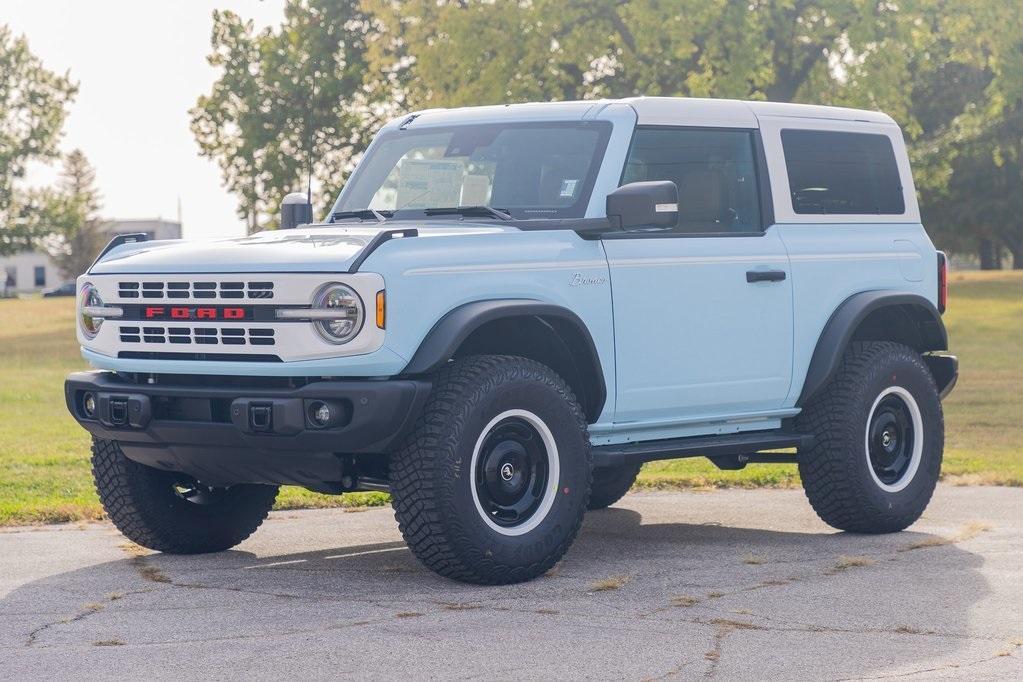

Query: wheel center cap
[500,462,515,481]
[882,431,893,448]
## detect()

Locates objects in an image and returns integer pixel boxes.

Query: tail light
[937,251,948,314]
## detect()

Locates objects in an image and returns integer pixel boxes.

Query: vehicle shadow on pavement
[0,503,995,679]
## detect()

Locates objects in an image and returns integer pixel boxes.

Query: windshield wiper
[422,205,512,221]
[331,209,393,223]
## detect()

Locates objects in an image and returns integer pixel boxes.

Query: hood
[89,224,507,274]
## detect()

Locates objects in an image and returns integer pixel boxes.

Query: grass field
[1,271,1020,525]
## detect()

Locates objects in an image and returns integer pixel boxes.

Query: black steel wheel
[472,413,555,532]
[865,388,922,491]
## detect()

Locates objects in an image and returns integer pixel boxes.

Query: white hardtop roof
[392,96,896,129]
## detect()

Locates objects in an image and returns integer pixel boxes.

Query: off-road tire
[390,355,592,584]
[588,463,641,510]
[796,341,943,534]
[92,438,279,553]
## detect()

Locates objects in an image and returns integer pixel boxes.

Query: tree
[0,24,78,255]
[907,1,1023,268]
[194,0,1021,263]
[363,0,928,122]
[191,1,385,233]
[367,0,1021,264]
[36,150,107,280]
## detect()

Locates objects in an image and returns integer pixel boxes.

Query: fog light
[82,393,96,418]
[308,401,335,428]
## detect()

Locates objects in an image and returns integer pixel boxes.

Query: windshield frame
[329,120,614,222]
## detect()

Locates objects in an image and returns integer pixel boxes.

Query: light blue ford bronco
[66,97,957,584]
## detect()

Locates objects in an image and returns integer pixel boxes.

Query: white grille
[116,281,274,300]
[118,325,275,346]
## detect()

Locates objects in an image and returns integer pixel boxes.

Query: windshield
[331,121,612,220]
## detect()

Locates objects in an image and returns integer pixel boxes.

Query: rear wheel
[390,355,591,584]
[796,342,943,533]
[588,463,641,510]
[92,438,278,553]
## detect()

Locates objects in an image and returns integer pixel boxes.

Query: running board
[591,431,813,469]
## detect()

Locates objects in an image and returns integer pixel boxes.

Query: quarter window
[622,128,762,233]
[781,129,905,215]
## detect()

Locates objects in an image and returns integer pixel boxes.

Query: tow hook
[249,404,274,432]
[87,393,151,429]
[230,398,305,436]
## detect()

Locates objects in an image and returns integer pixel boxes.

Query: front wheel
[796,341,944,534]
[92,438,278,553]
[389,356,592,584]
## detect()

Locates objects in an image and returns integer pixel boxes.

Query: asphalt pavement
[1,486,1020,680]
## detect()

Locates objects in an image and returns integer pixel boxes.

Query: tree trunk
[978,238,1002,270]
[1010,246,1023,270]
[1001,234,1023,270]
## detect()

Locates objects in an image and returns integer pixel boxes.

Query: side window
[622,128,762,234]
[34,266,46,287]
[781,129,905,215]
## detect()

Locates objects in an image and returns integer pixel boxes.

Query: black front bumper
[65,371,430,488]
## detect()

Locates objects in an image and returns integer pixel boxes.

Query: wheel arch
[797,291,949,406]
[401,299,607,423]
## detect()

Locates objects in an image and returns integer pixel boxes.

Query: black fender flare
[401,299,607,421]
[797,291,948,406]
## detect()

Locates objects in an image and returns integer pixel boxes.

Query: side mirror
[606,181,678,230]
[280,192,313,230]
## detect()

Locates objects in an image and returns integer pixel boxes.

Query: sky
[4,0,288,240]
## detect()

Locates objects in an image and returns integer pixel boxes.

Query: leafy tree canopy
[191,1,385,233]
[196,0,1022,265]
[0,24,78,256]
[36,150,107,281]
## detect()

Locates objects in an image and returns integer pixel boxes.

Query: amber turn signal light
[376,290,385,329]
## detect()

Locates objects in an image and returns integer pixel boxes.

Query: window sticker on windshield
[560,179,578,198]
[461,175,491,206]
[396,159,464,208]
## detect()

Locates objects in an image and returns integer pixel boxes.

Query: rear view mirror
[606,181,678,230]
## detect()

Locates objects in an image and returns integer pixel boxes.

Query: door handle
[746,270,787,283]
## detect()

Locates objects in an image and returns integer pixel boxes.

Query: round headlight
[312,283,364,344]
[79,283,104,339]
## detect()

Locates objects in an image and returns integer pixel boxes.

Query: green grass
[0,271,1020,525]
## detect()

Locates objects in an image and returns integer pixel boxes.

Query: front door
[603,126,793,429]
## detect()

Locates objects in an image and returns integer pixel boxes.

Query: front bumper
[65,371,430,488]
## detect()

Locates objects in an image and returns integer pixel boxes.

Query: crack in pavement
[839,641,1019,680]
[23,588,154,648]
[702,618,765,677]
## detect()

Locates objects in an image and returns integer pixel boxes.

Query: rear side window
[781,130,905,215]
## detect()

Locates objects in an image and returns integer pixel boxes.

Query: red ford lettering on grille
[143,306,246,320]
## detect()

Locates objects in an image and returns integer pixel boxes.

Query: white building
[1,219,181,293]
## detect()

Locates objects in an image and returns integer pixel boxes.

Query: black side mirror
[280,192,313,230]
[606,181,678,230]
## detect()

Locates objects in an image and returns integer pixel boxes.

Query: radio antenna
[306,129,313,208]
